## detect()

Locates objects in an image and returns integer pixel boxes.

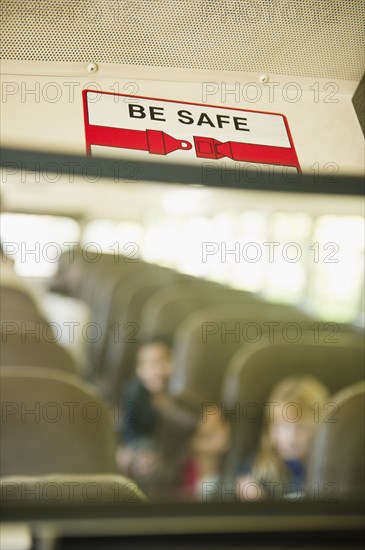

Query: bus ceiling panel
[1,0,364,81]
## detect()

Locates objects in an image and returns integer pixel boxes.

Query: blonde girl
[236,375,329,501]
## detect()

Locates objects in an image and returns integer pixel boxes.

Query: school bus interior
[0,1,364,548]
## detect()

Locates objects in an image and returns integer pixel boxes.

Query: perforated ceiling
[1,0,364,80]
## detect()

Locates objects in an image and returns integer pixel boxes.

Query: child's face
[136,343,172,393]
[269,413,315,461]
[191,412,231,456]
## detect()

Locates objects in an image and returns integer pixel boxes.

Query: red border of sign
[82,90,301,172]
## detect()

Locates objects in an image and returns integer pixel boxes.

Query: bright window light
[142,217,181,266]
[82,220,144,258]
[174,216,215,277]
[307,216,364,321]
[261,212,312,303]
[0,214,80,277]
[116,209,364,324]
[229,211,268,291]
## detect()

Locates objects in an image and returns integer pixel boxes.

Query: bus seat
[0,307,56,358]
[83,262,179,378]
[139,283,257,341]
[52,251,140,301]
[306,381,365,501]
[0,305,49,325]
[78,255,142,305]
[0,286,39,313]
[49,247,84,296]
[0,367,117,476]
[1,333,77,375]
[1,263,43,307]
[0,474,147,505]
[221,335,365,476]
[81,262,153,375]
[170,302,310,403]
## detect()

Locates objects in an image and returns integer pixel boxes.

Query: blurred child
[179,403,232,501]
[236,376,329,501]
[115,337,173,480]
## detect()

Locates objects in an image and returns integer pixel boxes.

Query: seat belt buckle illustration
[193,136,301,172]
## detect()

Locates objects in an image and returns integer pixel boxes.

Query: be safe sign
[83,90,300,172]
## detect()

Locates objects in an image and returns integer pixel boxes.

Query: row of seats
[52,250,363,402]
[1,367,363,501]
[51,251,364,498]
[0,272,146,505]
[2,251,364,502]
[52,251,291,400]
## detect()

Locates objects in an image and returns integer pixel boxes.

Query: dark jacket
[119,376,158,447]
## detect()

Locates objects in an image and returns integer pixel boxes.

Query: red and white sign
[83,90,300,172]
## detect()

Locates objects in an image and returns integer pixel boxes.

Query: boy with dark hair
[116,337,173,479]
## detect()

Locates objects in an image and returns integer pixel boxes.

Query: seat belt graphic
[85,125,192,155]
[85,125,300,173]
